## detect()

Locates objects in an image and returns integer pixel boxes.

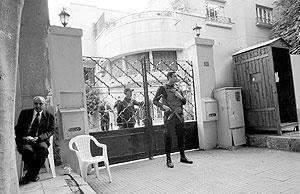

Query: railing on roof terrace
[206,15,232,24]
[106,11,175,28]
[256,17,273,26]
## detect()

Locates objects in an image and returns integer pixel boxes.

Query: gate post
[48,26,88,172]
[141,56,154,159]
[185,37,217,150]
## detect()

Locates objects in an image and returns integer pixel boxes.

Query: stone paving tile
[281,186,300,194]
[19,182,44,194]
[86,147,300,194]
[19,166,87,194]
[21,190,45,194]
[43,186,72,194]
[79,185,97,194]
[41,177,68,189]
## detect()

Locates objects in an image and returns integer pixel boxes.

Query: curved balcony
[95,11,184,58]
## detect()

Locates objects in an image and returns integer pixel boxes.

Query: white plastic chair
[44,135,56,177]
[19,135,56,180]
[69,135,112,182]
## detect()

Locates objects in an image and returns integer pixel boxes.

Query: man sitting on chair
[15,96,54,185]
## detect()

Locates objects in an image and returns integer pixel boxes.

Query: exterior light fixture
[59,8,70,27]
[193,24,202,37]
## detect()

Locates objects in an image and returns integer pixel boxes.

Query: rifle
[158,87,184,123]
[165,103,184,123]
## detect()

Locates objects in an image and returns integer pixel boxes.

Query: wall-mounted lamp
[193,24,202,37]
[59,8,70,27]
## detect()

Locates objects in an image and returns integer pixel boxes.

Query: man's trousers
[164,113,185,154]
[18,141,49,180]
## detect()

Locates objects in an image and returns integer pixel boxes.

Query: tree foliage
[271,0,300,54]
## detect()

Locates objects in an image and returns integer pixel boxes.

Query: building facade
[67,0,276,130]
[69,0,275,88]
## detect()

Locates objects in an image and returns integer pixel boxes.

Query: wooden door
[234,47,278,132]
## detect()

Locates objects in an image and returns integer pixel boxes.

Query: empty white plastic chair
[19,135,56,180]
[69,135,112,182]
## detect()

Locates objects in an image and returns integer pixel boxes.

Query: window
[206,3,231,24]
[256,5,273,27]
[152,51,177,72]
[95,13,105,38]
[125,52,150,75]
[206,4,224,18]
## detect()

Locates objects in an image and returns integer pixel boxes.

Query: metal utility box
[232,38,298,135]
[214,87,246,148]
[201,98,218,122]
[59,91,87,139]
[60,108,86,139]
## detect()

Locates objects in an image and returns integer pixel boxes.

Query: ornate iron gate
[83,55,198,164]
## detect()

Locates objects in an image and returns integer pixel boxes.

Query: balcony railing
[205,15,232,24]
[256,17,273,28]
[106,11,175,28]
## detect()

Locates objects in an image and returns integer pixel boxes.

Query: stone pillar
[185,37,217,150]
[48,26,88,172]
[0,0,24,193]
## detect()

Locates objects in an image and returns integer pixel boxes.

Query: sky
[48,0,151,25]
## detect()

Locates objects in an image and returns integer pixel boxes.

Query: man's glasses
[34,102,44,105]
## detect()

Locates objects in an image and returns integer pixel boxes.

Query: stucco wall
[65,0,276,94]
[96,14,184,58]
[68,3,130,57]
[68,4,100,57]
[94,0,275,88]
[95,12,238,87]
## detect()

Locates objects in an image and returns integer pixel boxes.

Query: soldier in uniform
[153,71,193,168]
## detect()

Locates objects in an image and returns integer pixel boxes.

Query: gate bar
[141,56,154,159]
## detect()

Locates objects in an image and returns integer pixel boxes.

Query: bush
[86,86,101,115]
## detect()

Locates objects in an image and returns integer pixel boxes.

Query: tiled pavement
[86,147,300,194]
[19,166,95,194]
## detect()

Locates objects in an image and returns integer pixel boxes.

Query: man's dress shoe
[19,177,30,185]
[166,159,174,168]
[180,157,193,164]
[31,176,40,182]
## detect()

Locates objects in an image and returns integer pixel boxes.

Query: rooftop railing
[105,11,176,28]
[256,17,273,27]
[205,15,232,24]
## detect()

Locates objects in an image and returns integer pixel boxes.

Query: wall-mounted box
[60,108,87,140]
[201,98,218,122]
[60,91,84,109]
[59,91,87,140]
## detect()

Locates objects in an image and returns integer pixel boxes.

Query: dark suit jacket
[15,108,54,148]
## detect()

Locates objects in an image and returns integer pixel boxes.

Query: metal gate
[83,55,198,164]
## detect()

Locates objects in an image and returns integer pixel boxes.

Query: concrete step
[246,131,300,152]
